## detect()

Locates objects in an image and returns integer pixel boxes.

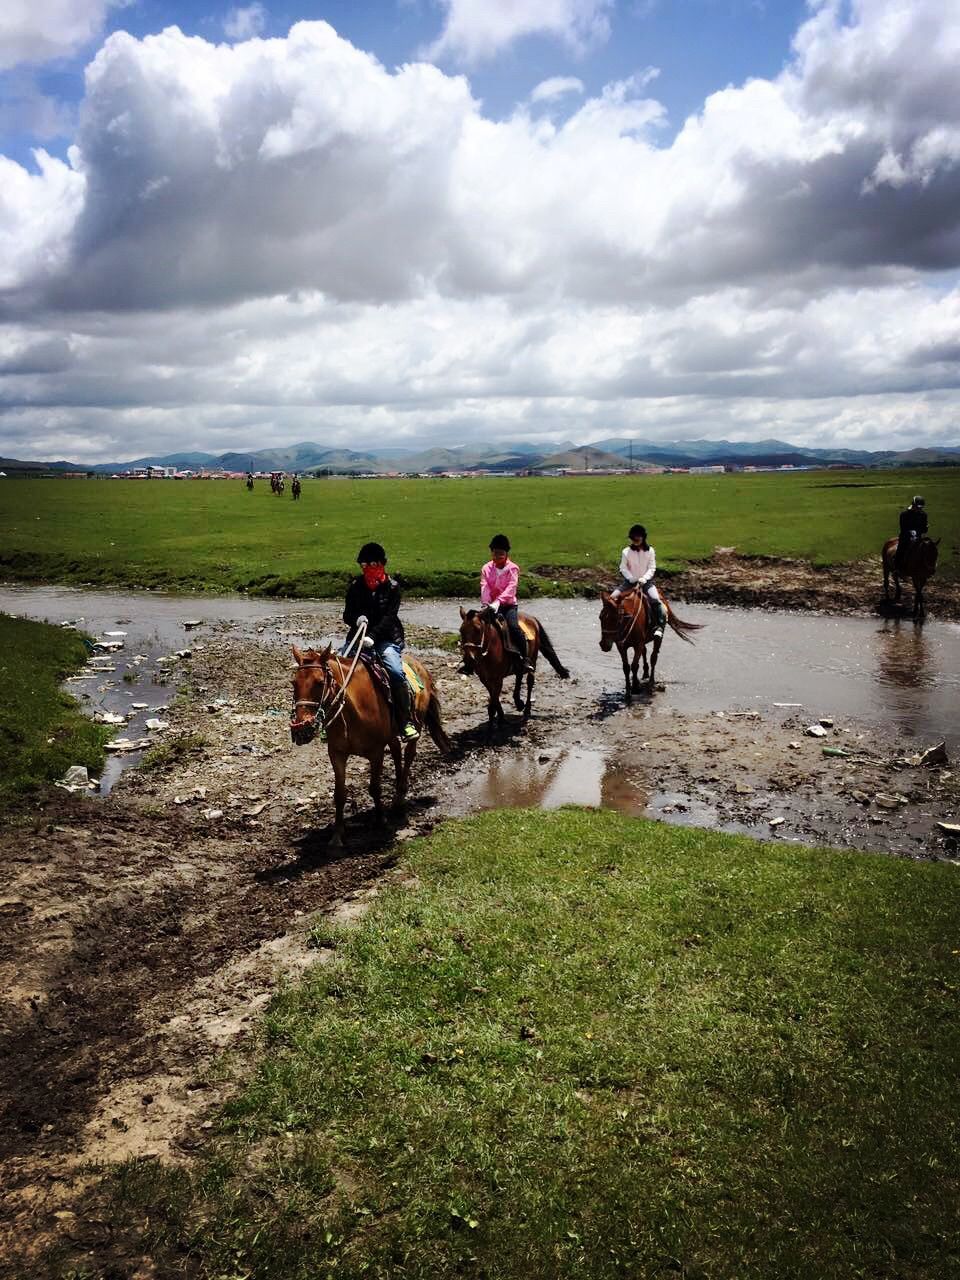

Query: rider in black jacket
[896,496,928,571]
[343,542,418,740]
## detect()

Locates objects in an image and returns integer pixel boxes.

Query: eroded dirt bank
[1,608,958,1276]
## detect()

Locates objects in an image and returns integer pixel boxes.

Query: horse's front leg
[486,675,505,731]
[883,559,890,600]
[328,748,348,847]
[913,579,924,620]
[893,568,902,603]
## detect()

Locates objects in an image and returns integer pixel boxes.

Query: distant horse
[269,473,278,494]
[458,607,569,729]
[291,476,301,500]
[882,536,939,619]
[246,474,254,491]
[290,645,451,847]
[598,588,702,701]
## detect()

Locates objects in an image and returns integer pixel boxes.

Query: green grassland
[1,468,958,597]
[0,614,109,809]
[74,807,960,1279]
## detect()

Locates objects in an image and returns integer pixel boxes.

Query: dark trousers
[499,604,527,658]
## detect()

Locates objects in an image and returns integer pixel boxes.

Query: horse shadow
[257,794,438,882]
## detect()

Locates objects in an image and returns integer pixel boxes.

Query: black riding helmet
[912,496,925,507]
[489,533,511,552]
[357,541,387,564]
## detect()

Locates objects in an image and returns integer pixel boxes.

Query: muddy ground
[537,549,960,620]
[1,599,958,1277]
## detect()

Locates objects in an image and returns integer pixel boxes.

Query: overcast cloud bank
[0,0,959,462]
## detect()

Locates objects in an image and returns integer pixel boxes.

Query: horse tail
[424,688,453,756]
[537,621,570,678]
[666,605,703,645]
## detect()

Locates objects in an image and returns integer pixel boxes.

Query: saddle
[485,612,528,673]
[359,653,423,727]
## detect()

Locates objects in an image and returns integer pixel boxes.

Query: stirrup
[401,721,420,740]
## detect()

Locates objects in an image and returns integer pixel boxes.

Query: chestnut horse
[290,645,451,846]
[598,588,702,701]
[882,536,940,619]
[458,608,569,729]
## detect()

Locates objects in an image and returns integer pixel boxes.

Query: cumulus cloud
[223,4,267,41]
[530,76,584,103]
[0,0,115,70]
[426,0,614,64]
[1,0,960,460]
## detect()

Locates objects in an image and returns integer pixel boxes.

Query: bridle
[292,622,367,734]
[460,613,495,661]
[600,594,643,647]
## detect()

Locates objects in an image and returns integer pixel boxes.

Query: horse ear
[319,643,332,662]
[292,645,303,665]
[459,606,466,619]
[935,537,942,546]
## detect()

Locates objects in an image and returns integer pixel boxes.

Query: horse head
[598,593,619,652]
[459,606,489,674]
[290,644,332,744]
[920,537,940,579]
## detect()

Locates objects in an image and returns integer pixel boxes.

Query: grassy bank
[73,808,960,1279]
[2,468,958,597]
[0,614,108,810]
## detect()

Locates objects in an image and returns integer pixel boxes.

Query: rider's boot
[652,601,668,639]
[393,677,419,741]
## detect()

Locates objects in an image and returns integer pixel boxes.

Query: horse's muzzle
[599,638,613,652]
[290,716,318,746]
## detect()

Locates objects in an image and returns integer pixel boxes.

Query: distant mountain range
[3,437,960,476]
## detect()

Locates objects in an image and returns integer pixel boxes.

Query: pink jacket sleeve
[480,561,519,604]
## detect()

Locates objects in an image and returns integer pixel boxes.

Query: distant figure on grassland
[291,475,301,500]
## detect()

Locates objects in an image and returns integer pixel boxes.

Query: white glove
[362,636,374,650]
[357,614,368,626]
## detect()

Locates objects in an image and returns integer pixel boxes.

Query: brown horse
[458,608,569,729]
[290,645,451,846]
[598,588,702,701]
[882,536,940,619]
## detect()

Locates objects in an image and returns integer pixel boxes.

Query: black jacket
[899,506,928,538]
[344,575,404,647]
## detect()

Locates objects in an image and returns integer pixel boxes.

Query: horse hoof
[329,831,345,850]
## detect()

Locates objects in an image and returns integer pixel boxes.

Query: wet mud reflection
[458,745,650,817]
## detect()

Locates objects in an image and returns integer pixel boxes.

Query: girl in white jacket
[611,524,667,638]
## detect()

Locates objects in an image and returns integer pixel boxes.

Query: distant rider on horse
[480,534,532,672]
[610,524,668,639]
[896,496,927,573]
[343,542,419,741]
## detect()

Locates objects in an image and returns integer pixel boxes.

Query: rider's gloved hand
[357,614,368,626]
[362,636,374,649]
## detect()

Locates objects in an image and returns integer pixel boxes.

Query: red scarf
[363,564,386,590]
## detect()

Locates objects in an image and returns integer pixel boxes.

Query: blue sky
[5,0,812,164]
[1,0,959,463]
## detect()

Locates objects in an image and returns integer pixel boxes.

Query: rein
[601,595,644,647]
[293,621,368,732]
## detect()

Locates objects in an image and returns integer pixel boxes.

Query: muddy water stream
[2,584,958,810]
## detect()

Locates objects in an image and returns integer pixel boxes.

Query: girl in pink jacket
[480,533,531,669]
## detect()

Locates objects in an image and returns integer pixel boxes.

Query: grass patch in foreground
[85,809,960,1278]
[0,613,108,810]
